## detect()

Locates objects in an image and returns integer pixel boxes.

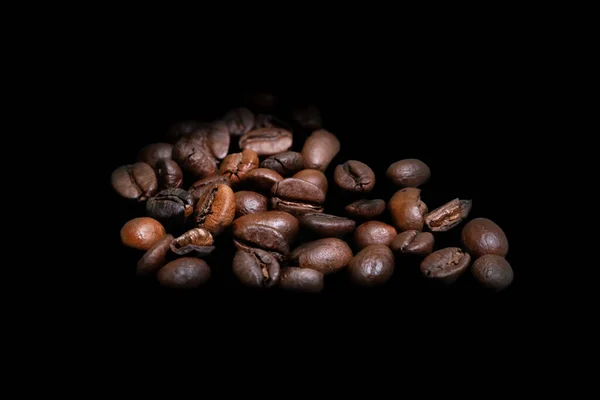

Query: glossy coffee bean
[232,248,280,288]
[188,175,231,201]
[301,129,340,172]
[261,151,304,177]
[232,211,299,260]
[461,218,509,258]
[425,199,472,232]
[167,120,205,143]
[279,267,324,292]
[136,234,174,276]
[388,188,428,232]
[137,143,173,169]
[169,227,214,256]
[420,247,471,284]
[219,149,259,185]
[111,162,158,202]
[345,199,386,220]
[157,258,211,289]
[207,121,230,160]
[348,244,395,286]
[300,213,356,238]
[233,211,299,243]
[270,178,325,216]
[334,160,376,193]
[156,158,183,190]
[172,130,217,179]
[471,255,514,292]
[242,168,283,193]
[146,188,195,227]
[291,105,322,130]
[195,184,235,236]
[289,238,353,275]
[390,230,434,257]
[235,191,268,218]
[386,159,431,188]
[239,127,293,156]
[292,169,328,193]
[120,217,166,251]
[222,107,255,136]
[353,221,397,250]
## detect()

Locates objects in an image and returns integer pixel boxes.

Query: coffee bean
[157,258,211,289]
[289,238,353,275]
[300,213,356,238]
[172,130,217,179]
[232,211,299,260]
[420,247,471,284]
[292,169,328,193]
[270,178,326,216]
[146,188,195,227]
[291,105,322,130]
[279,267,324,292]
[120,217,166,251]
[111,162,158,202]
[301,129,340,172]
[261,151,304,177]
[235,191,268,218]
[334,160,376,193]
[167,120,205,143]
[195,184,235,236]
[353,221,397,250]
[137,143,173,169]
[390,230,434,257]
[388,188,428,232]
[386,159,431,188]
[461,218,508,258]
[425,199,472,232]
[348,244,395,286]
[169,227,215,256]
[207,121,230,160]
[232,248,280,288]
[219,149,259,185]
[188,175,231,201]
[242,168,283,193]
[254,114,292,131]
[345,199,386,220]
[239,127,293,156]
[136,234,174,276]
[222,107,255,136]
[156,158,183,190]
[471,255,513,292]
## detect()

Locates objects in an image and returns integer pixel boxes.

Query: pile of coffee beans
[114,104,513,293]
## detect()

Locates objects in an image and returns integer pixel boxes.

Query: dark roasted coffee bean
[222,107,255,136]
[188,175,231,201]
[279,267,324,292]
[300,213,356,238]
[348,244,395,286]
[111,162,158,202]
[232,211,299,260]
[195,184,235,236]
[334,160,376,193]
[471,255,514,292]
[234,191,268,218]
[219,149,259,185]
[301,129,340,172]
[461,218,509,258]
[353,221,397,250]
[390,230,434,257]
[233,248,280,288]
[289,238,353,275]
[207,121,230,160]
[254,114,293,131]
[386,159,431,188]
[167,120,205,143]
[172,130,217,179]
[420,247,471,284]
[157,258,211,289]
[242,168,283,193]
[388,188,428,232]
[136,234,174,276]
[292,169,328,193]
[121,217,166,251]
[261,151,304,177]
[156,158,183,190]
[425,199,472,232]
[271,178,326,216]
[239,127,293,156]
[345,199,386,220]
[291,105,322,130]
[146,188,195,227]
[138,143,173,169]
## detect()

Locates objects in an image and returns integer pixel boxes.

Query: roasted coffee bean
[461,218,509,258]
[222,107,255,136]
[136,234,174,276]
[232,211,299,260]
[301,129,340,172]
[289,238,353,275]
[279,267,324,292]
[242,168,283,193]
[146,188,195,227]
[138,143,173,169]
[353,221,397,250]
[239,127,293,156]
[188,175,231,201]
[169,228,214,256]
[291,105,322,130]
[386,159,431,188]
[390,230,434,257]
[300,213,356,238]
[334,160,375,193]
[425,199,472,232]
[167,120,205,143]
[219,149,259,185]
[254,114,293,131]
[232,248,280,288]
[172,130,217,179]
[271,178,326,216]
[195,184,235,236]
[157,258,211,289]
[471,255,514,292]
[156,158,183,190]
[261,151,304,177]
[207,121,230,160]
[111,162,158,202]
[388,188,428,232]
[120,217,166,251]
[235,191,268,218]
[292,169,328,193]
[348,245,395,286]
[420,247,471,284]
[345,199,386,220]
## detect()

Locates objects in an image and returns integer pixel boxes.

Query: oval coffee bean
[270,178,325,216]
[219,149,259,185]
[334,160,375,193]
[146,188,195,227]
[188,175,231,201]
[345,199,386,220]
[300,213,356,238]
[390,230,434,257]
[292,169,328,193]
[425,198,472,232]
[195,184,235,236]
[120,217,166,251]
[279,267,324,293]
[292,105,322,130]
[136,234,174,276]
[289,238,353,275]
[207,121,230,160]
[242,168,283,193]
[348,244,395,286]
[386,159,431,188]
[420,247,471,284]
[301,129,340,172]
[388,188,428,232]
[232,248,280,288]
[232,211,300,249]
[461,218,509,258]
[261,151,304,177]
[222,107,255,136]
[137,143,173,169]
[156,158,183,190]
[235,191,268,218]
[157,258,211,289]
[239,127,293,156]
[111,162,158,202]
[172,131,217,179]
[471,255,514,292]
[233,224,290,261]
[353,221,397,250]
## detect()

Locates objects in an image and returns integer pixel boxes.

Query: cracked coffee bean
[292,169,328,193]
[120,217,166,251]
[420,247,471,284]
[219,149,259,185]
[388,188,428,232]
[390,230,434,257]
[386,159,430,188]
[301,129,340,172]
[137,143,173,169]
[233,248,280,288]
[239,127,293,156]
[188,175,231,201]
[261,151,304,177]
[157,258,211,289]
[461,218,509,258]
[146,188,195,227]
[289,238,353,275]
[353,221,397,250]
[222,107,255,136]
[348,244,395,286]
[471,255,514,292]
[156,158,183,190]
[172,130,217,179]
[300,213,356,238]
[334,160,375,193]
[195,184,235,236]
[234,191,268,218]
[169,227,215,257]
[279,267,324,292]
[425,199,472,232]
[111,162,158,202]
[345,199,386,220]
[136,234,174,276]
[270,178,326,217]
